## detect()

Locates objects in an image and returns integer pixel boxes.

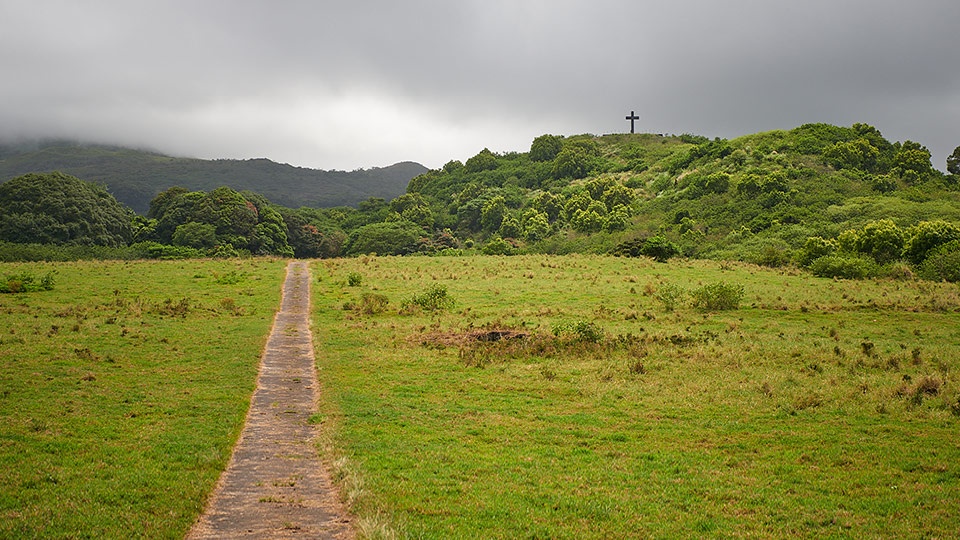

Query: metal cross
[625,110,639,134]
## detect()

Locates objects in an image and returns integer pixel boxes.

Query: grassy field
[0,258,287,538]
[2,255,958,538]
[311,254,960,538]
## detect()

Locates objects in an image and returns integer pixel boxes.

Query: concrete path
[187,261,353,539]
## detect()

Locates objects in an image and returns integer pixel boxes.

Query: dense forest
[2,123,959,281]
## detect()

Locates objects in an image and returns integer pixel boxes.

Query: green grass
[0,258,287,538]
[311,254,960,538]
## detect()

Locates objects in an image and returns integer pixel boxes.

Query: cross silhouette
[625,111,639,134]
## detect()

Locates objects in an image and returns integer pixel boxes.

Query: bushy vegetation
[2,130,958,287]
[403,284,455,312]
[0,172,133,246]
[689,281,744,311]
[278,124,955,282]
[0,270,55,293]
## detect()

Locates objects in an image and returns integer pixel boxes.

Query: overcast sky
[1,0,957,171]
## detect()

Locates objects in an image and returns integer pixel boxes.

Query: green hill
[292,123,958,280]
[383,125,959,258]
[0,141,427,213]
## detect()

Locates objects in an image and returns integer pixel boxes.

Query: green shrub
[482,236,513,255]
[654,284,686,312]
[137,242,206,260]
[903,220,960,265]
[0,271,56,293]
[613,236,680,262]
[552,320,605,344]
[690,282,744,311]
[919,240,960,282]
[752,241,792,268]
[809,255,879,279]
[210,243,240,258]
[347,272,363,287]
[798,236,838,267]
[405,285,455,312]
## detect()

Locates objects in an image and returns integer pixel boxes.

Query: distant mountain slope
[0,141,427,213]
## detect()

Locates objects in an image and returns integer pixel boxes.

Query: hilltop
[0,140,427,213]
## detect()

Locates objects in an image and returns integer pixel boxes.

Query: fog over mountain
[1,1,957,170]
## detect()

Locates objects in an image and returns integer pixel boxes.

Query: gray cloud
[1,0,957,170]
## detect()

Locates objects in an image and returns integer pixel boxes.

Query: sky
[1,0,958,172]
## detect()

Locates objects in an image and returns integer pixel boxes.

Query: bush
[798,236,838,267]
[654,284,686,312]
[359,293,390,314]
[135,242,206,260]
[347,272,363,287]
[809,255,879,279]
[0,271,55,293]
[690,282,744,311]
[903,220,960,265]
[613,236,680,262]
[752,241,792,268]
[482,236,513,255]
[552,320,605,344]
[919,240,960,282]
[404,285,455,312]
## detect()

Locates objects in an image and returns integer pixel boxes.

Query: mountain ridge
[0,140,427,213]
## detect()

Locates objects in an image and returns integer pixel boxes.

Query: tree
[601,183,636,209]
[570,209,604,233]
[148,188,203,244]
[346,221,423,256]
[946,145,960,176]
[390,193,433,228]
[172,222,217,249]
[193,186,258,246]
[523,211,551,242]
[530,134,564,162]
[530,192,563,222]
[480,195,507,233]
[604,207,629,232]
[552,148,590,179]
[498,215,521,239]
[563,192,592,220]
[893,141,933,182]
[464,148,499,173]
[0,172,133,246]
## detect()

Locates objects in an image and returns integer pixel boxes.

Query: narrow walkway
[188,261,353,539]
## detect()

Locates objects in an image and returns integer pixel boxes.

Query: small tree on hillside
[947,145,960,176]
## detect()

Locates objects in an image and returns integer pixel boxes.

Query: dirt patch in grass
[415,327,531,347]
